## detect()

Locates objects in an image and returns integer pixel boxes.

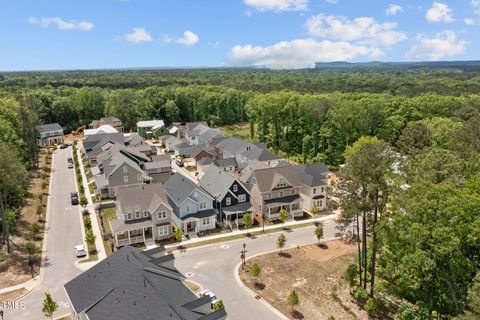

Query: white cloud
[175,30,199,46]
[426,2,454,23]
[405,30,467,60]
[161,30,199,46]
[472,0,480,15]
[122,28,152,43]
[325,0,338,4]
[244,0,308,12]
[464,18,475,25]
[386,4,403,16]
[28,17,93,31]
[305,14,407,46]
[228,38,383,69]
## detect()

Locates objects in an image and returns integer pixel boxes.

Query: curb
[233,236,341,320]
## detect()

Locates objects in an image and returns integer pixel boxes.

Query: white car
[74,244,87,257]
[200,289,218,304]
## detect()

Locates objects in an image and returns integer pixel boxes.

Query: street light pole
[240,243,247,270]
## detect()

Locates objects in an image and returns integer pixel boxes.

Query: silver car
[74,244,86,257]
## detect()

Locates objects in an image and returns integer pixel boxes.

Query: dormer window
[276,178,287,188]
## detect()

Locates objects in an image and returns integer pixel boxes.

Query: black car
[71,192,79,205]
[176,159,184,167]
[60,143,68,149]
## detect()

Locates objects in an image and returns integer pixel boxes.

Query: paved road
[174,221,340,320]
[8,147,84,320]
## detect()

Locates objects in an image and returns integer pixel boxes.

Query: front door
[186,221,196,232]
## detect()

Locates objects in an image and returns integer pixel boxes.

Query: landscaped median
[71,141,98,262]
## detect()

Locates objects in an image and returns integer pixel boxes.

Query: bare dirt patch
[240,240,367,320]
[0,149,51,289]
[0,288,28,303]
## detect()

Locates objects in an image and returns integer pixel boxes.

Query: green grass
[219,123,258,143]
[101,208,116,234]
[166,221,315,253]
[103,239,113,256]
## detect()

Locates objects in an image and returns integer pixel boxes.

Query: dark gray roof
[240,147,280,162]
[214,158,237,168]
[185,122,208,131]
[199,166,237,201]
[102,116,121,124]
[197,157,213,166]
[35,123,62,133]
[294,163,328,187]
[253,165,301,193]
[216,137,249,154]
[254,142,268,150]
[64,246,225,320]
[222,202,252,214]
[124,133,146,147]
[116,183,171,213]
[164,173,212,207]
[182,209,216,220]
[264,194,302,206]
[83,133,125,151]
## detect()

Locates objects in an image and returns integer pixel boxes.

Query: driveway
[7,147,84,320]
[174,221,340,320]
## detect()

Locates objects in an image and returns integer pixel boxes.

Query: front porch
[111,219,155,247]
[222,202,253,230]
[264,195,303,221]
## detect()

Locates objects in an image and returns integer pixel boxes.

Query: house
[84,124,118,136]
[83,132,125,154]
[237,147,280,168]
[145,154,172,183]
[172,141,193,157]
[238,160,270,191]
[294,163,329,212]
[88,116,124,132]
[199,166,251,229]
[185,123,223,146]
[35,123,64,147]
[94,152,151,199]
[124,132,146,147]
[165,136,184,152]
[196,157,213,179]
[64,246,227,320]
[164,173,216,234]
[136,120,166,139]
[110,183,173,247]
[214,136,250,159]
[214,158,238,173]
[249,165,304,222]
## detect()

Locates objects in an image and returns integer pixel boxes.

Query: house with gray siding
[110,183,173,247]
[294,163,329,212]
[35,123,64,147]
[164,173,216,234]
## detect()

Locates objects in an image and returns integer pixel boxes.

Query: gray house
[110,183,173,247]
[64,245,227,320]
[294,163,329,212]
[35,123,64,147]
[164,173,216,234]
[145,154,172,183]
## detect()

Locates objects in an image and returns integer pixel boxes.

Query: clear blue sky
[1,0,479,70]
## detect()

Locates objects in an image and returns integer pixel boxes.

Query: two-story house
[136,119,166,139]
[110,183,173,247]
[250,165,304,222]
[35,123,64,147]
[145,154,172,183]
[89,116,124,132]
[199,166,251,229]
[294,163,329,212]
[164,173,216,234]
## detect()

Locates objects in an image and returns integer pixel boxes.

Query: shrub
[82,209,90,216]
[31,223,40,234]
[327,316,335,320]
[344,263,358,287]
[36,204,43,217]
[353,286,368,300]
[364,298,378,316]
[41,180,48,190]
[83,216,92,230]
[80,196,88,206]
[79,185,85,194]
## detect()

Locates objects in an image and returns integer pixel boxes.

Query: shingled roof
[294,163,329,187]
[252,165,301,193]
[116,183,172,213]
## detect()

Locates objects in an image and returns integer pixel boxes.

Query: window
[186,205,191,213]
[158,211,167,219]
[233,184,238,192]
[226,197,231,206]
[238,194,246,203]
[202,217,210,225]
[157,225,170,236]
[276,178,287,188]
[199,202,207,210]
[123,166,128,173]
[266,193,272,200]
[313,188,317,194]
[143,211,148,218]
[137,174,142,181]
[135,211,141,219]
[246,145,251,151]
[321,187,325,193]
[123,176,129,183]
[291,189,295,195]
[279,191,284,197]
[127,213,132,220]
[317,200,323,207]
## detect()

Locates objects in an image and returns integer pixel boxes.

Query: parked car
[60,143,68,149]
[74,244,86,257]
[176,159,184,167]
[200,289,218,305]
[67,157,73,163]
[67,141,74,146]
[68,162,73,169]
[71,192,79,205]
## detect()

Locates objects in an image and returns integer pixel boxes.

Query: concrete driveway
[174,221,340,320]
[7,147,84,320]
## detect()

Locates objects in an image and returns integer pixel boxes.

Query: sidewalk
[165,211,338,249]
[76,143,107,261]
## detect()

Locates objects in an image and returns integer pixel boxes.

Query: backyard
[239,240,368,320]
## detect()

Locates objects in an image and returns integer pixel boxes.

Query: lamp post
[0,309,4,320]
[240,243,247,270]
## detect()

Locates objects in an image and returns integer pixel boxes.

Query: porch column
[128,230,131,243]
[142,227,146,241]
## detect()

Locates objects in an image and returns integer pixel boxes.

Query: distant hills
[314,60,480,72]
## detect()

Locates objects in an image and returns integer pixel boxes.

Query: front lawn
[101,208,116,234]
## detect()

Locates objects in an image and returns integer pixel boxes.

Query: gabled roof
[252,165,301,193]
[35,123,62,133]
[214,158,237,168]
[95,143,150,167]
[294,163,329,187]
[164,173,212,207]
[124,133,146,147]
[117,183,172,213]
[240,146,280,162]
[102,153,145,178]
[216,136,250,154]
[199,165,238,201]
[137,120,165,129]
[185,122,208,131]
[172,141,192,151]
[238,160,269,189]
[84,124,119,136]
[64,246,225,320]
[101,116,121,124]
[83,133,125,150]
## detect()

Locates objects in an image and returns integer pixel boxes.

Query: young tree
[85,229,96,250]
[243,213,253,235]
[277,233,286,254]
[173,228,183,242]
[311,203,319,216]
[314,223,324,244]
[212,300,224,311]
[287,290,300,314]
[42,292,59,319]
[250,263,261,278]
[25,241,39,278]
[279,208,289,230]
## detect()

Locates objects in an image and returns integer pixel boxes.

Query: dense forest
[1,67,480,318]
